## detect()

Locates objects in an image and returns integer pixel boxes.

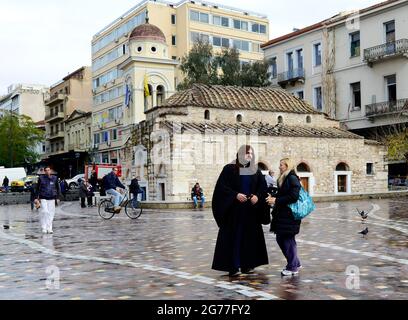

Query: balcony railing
[364,39,408,65]
[277,68,305,87]
[49,131,65,140]
[366,98,408,117]
[44,93,66,105]
[45,111,65,122]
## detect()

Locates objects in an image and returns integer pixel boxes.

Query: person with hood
[266,158,302,277]
[212,145,269,277]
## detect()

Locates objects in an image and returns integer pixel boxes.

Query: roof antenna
[145,10,149,24]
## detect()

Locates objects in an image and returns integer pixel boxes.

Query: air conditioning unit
[107,141,111,147]
[114,38,119,43]
[111,79,116,84]
[103,84,108,88]
[124,33,129,37]
[92,89,96,94]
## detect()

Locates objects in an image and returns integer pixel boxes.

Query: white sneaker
[42,229,47,234]
[47,230,53,234]
[281,269,299,277]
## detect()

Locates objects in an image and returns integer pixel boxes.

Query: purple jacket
[36,175,61,200]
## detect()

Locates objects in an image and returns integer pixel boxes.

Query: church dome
[129,23,166,44]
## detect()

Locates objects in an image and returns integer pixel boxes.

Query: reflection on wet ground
[0,197,407,300]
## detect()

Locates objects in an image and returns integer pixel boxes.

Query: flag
[125,84,131,108]
[144,74,150,97]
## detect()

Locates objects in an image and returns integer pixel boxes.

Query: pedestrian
[129,175,144,208]
[59,178,68,201]
[89,169,98,192]
[266,158,302,277]
[191,183,205,209]
[35,166,61,234]
[265,170,278,196]
[79,179,93,208]
[2,176,9,193]
[212,145,270,277]
[103,168,126,213]
[27,180,38,211]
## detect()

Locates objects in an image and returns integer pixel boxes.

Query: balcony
[365,98,408,119]
[45,111,65,122]
[364,39,408,67]
[48,131,65,140]
[45,93,66,106]
[277,68,305,88]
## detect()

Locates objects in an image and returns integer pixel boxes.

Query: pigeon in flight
[356,208,368,220]
[359,227,369,235]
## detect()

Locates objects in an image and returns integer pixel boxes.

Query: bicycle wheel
[98,199,115,220]
[125,200,142,219]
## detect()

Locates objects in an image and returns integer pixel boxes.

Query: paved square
[0,197,407,300]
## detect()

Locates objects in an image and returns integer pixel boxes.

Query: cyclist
[103,168,126,213]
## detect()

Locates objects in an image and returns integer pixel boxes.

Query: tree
[177,41,217,90]
[0,112,44,167]
[387,128,408,162]
[178,42,271,90]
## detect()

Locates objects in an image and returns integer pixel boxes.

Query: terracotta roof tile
[160,84,319,114]
[161,121,363,140]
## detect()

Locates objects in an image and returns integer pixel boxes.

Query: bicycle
[98,189,143,220]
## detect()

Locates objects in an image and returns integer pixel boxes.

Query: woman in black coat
[267,158,302,277]
[212,145,270,277]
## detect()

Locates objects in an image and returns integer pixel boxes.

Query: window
[236,114,243,123]
[94,133,100,145]
[111,129,118,141]
[157,85,165,106]
[200,12,209,23]
[351,82,361,109]
[213,15,221,25]
[385,74,397,103]
[296,49,304,70]
[241,21,248,31]
[204,110,210,120]
[172,35,176,46]
[221,17,229,27]
[191,32,209,44]
[213,37,221,47]
[336,162,349,171]
[314,86,322,111]
[366,163,374,175]
[102,131,109,143]
[171,14,176,25]
[314,43,322,66]
[350,32,360,57]
[287,52,293,73]
[252,23,259,33]
[234,19,241,29]
[233,40,249,52]
[306,115,311,123]
[190,10,199,21]
[277,116,283,124]
[259,24,267,34]
[385,20,395,43]
[221,38,230,48]
[269,57,277,79]
[297,91,304,100]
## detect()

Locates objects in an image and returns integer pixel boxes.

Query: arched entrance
[297,162,314,195]
[335,162,351,194]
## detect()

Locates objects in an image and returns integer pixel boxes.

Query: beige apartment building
[43,67,92,177]
[91,0,269,164]
[0,84,49,122]
[262,0,408,178]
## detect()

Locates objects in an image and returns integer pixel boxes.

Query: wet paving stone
[0,197,407,300]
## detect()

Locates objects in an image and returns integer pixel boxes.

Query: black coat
[270,171,301,236]
[211,164,269,272]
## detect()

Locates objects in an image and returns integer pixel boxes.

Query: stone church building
[118,19,388,202]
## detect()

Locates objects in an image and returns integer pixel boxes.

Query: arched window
[204,110,210,120]
[336,162,350,171]
[236,114,243,123]
[144,84,154,110]
[278,116,283,124]
[297,162,310,172]
[157,85,165,106]
[306,116,312,124]
[257,162,269,171]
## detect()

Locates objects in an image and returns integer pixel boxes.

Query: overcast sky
[0,0,382,94]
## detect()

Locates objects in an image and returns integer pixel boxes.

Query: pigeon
[356,208,368,220]
[3,225,10,230]
[359,227,369,235]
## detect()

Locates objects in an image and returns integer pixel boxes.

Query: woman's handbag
[288,186,316,220]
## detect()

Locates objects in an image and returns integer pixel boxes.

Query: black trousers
[81,197,93,207]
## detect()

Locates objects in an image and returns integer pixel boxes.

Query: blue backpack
[288,186,316,220]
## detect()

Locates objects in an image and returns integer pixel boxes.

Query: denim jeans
[131,191,144,207]
[193,196,205,207]
[106,189,124,207]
